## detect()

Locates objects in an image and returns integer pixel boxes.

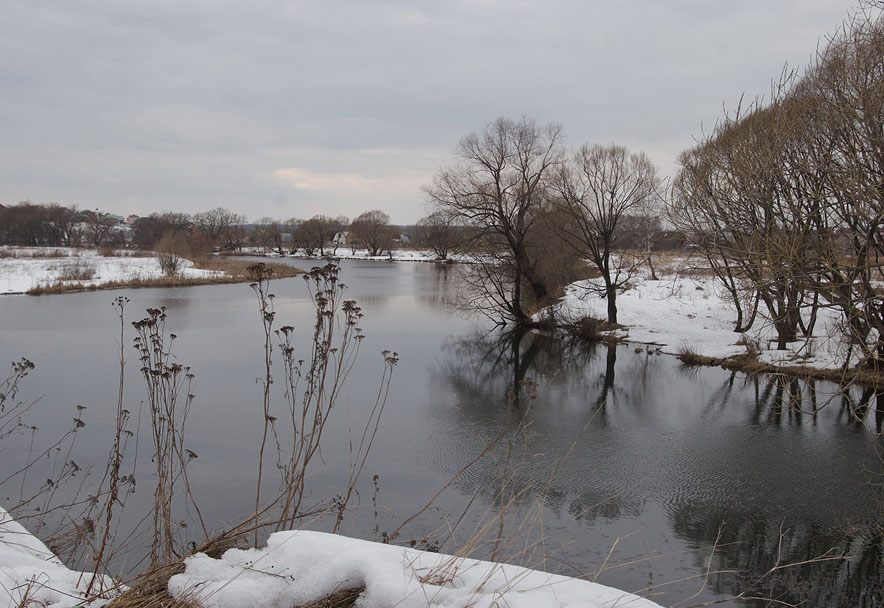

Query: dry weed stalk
[133,306,206,567]
[248,262,396,538]
[0,359,87,529]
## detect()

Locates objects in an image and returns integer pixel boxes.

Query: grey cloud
[0,0,859,222]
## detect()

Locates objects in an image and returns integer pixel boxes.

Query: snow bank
[0,506,660,608]
[168,530,661,608]
[545,267,849,370]
[0,247,222,295]
[0,506,114,608]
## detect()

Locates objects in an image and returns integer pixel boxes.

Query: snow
[0,247,222,295]
[0,506,660,608]
[542,261,850,370]
[0,506,115,608]
[168,530,661,608]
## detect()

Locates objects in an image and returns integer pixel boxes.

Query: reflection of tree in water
[669,501,884,606]
[682,363,884,431]
[416,263,458,309]
[429,330,884,602]
[567,486,642,521]
[431,331,642,541]
[439,328,627,417]
[440,328,595,413]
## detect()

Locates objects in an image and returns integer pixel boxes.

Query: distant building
[333,231,353,246]
[100,213,125,224]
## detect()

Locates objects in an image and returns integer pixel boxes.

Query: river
[1,258,881,606]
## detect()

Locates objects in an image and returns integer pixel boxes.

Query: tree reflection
[425,329,884,604]
[439,328,603,415]
[668,501,884,606]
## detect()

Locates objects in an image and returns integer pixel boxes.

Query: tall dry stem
[133,306,206,566]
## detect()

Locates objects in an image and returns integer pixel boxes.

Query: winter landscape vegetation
[3,1,884,607]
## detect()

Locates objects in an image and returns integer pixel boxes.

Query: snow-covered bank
[0,507,115,608]
[0,507,661,608]
[255,247,471,263]
[0,247,222,295]
[169,530,661,608]
[544,267,848,371]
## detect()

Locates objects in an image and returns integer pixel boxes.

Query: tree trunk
[604,279,618,324]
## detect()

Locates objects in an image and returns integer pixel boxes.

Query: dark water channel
[1,258,882,606]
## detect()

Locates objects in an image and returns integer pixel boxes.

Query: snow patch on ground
[545,269,849,370]
[0,508,661,608]
[0,247,222,294]
[168,530,662,608]
[0,507,115,608]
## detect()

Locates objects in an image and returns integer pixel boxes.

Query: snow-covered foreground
[0,507,116,608]
[170,531,661,608]
[0,507,660,608]
[544,267,849,371]
[0,247,222,294]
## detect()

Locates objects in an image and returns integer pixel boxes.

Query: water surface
[1,258,881,606]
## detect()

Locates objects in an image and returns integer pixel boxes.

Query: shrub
[59,259,96,281]
[155,231,192,277]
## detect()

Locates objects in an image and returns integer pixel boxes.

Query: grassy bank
[676,348,884,387]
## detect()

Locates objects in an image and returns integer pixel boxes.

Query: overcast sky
[0,0,859,224]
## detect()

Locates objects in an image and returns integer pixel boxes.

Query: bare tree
[46,204,82,247]
[297,214,348,256]
[670,70,839,351]
[426,117,565,326]
[132,212,193,250]
[800,7,884,363]
[349,210,393,256]
[155,230,192,276]
[297,216,325,255]
[194,207,245,250]
[254,217,287,255]
[553,144,662,324]
[415,210,462,260]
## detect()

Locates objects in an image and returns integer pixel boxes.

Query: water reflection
[669,501,884,606]
[428,328,884,606]
[3,262,884,607]
[439,329,604,413]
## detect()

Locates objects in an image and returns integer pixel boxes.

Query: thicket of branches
[670,7,884,363]
[425,117,663,327]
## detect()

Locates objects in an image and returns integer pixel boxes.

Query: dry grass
[297,586,365,608]
[563,315,623,341]
[677,347,884,387]
[676,345,708,366]
[105,561,196,608]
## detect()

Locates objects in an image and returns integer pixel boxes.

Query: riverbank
[239,246,471,263]
[0,507,661,608]
[0,247,301,295]
[541,255,868,382]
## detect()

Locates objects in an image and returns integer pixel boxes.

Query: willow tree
[553,144,662,325]
[802,7,884,363]
[671,94,825,349]
[425,117,565,326]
